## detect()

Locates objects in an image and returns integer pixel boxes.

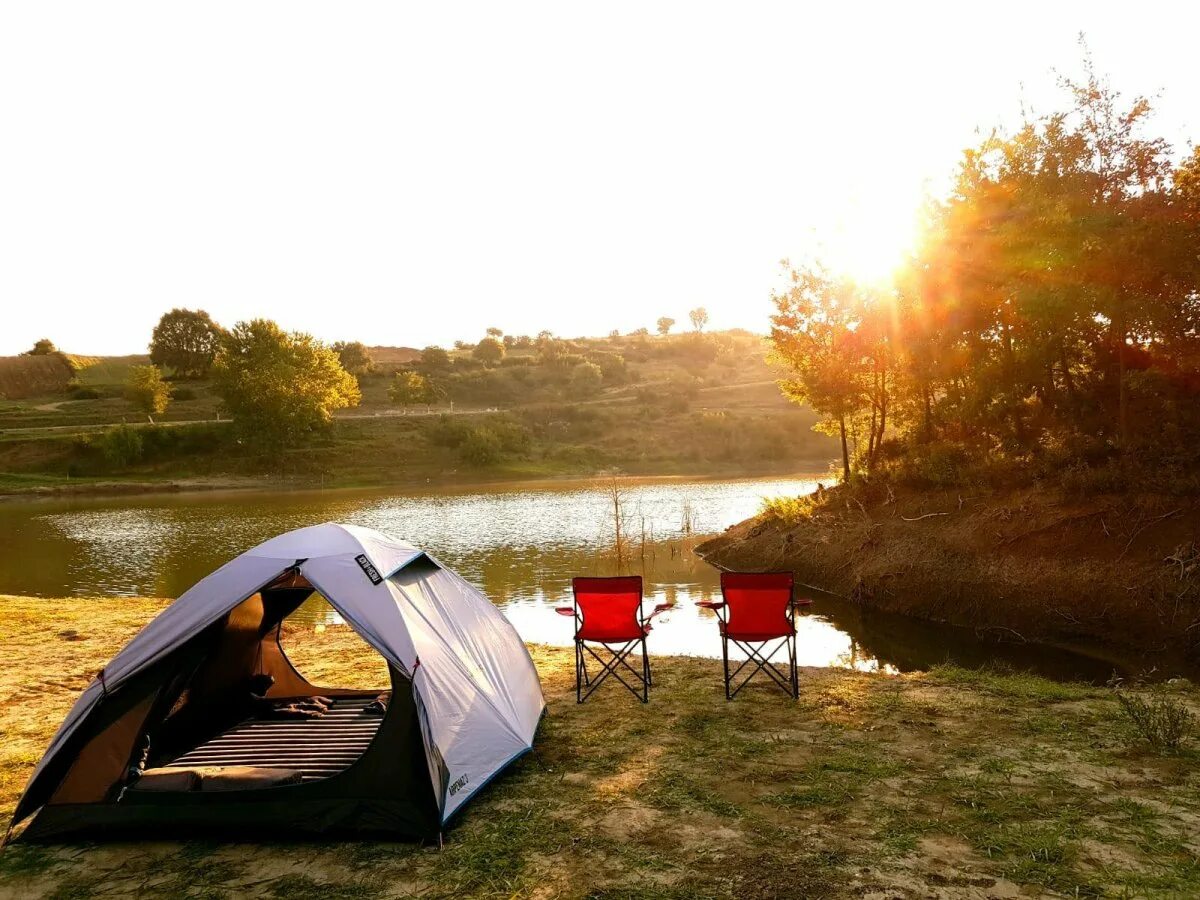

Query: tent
[7,523,545,842]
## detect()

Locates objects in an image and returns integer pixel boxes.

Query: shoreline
[697,482,1200,667]
[0,463,831,504]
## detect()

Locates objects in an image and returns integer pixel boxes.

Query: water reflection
[0,476,1159,681]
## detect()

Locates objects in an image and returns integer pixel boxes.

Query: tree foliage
[211,319,361,448]
[124,365,172,418]
[772,62,1200,483]
[689,308,708,332]
[417,345,452,374]
[149,308,223,378]
[473,336,506,366]
[656,317,675,336]
[331,341,374,376]
[24,339,57,356]
[389,371,436,407]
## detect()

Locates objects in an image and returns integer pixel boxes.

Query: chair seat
[719,621,795,642]
[577,623,651,643]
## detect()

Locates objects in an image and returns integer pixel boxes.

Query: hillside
[0,331,839,494]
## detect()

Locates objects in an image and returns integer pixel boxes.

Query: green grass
[4,601,1200,898]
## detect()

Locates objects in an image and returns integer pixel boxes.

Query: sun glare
[814,188,923,288]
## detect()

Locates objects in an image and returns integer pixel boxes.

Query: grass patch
[928,662,1096,702]
[4,597,1200,898]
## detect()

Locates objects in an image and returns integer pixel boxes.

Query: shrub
[760,494,819,525]
[67,384,102,400]
[460,428,503,465]
[171,386,197,401]
[1114,685,1196,752]
[95,425,145,468]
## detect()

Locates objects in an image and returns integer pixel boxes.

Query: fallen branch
[1117,508,1183,562]
[901,512,949,522]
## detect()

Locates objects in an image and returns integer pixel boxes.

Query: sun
[816,187,923,287]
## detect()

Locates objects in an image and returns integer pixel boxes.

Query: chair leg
[789,634,799,699]
[575,641,583,704]
[641,638,649,703]
[721,634,731,701]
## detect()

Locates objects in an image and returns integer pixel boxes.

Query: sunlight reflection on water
[0,474,1131,679]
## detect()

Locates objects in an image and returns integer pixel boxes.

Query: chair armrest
[794,598,813,608]
[647,602,674,620]
[695,600,725,610]
[554,606,576,617]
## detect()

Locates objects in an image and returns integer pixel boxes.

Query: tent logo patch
[448,774,470,796]
[355,554,383,585]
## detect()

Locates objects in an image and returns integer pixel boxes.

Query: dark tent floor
[163,697,384,782]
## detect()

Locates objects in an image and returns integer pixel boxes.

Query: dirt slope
[698,485,1200,662]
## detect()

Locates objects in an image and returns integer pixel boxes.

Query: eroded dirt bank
[697,485,1200,663]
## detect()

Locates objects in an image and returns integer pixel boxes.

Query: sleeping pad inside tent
[6,523,545,842]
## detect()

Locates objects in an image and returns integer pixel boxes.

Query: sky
[1,2,1197,356]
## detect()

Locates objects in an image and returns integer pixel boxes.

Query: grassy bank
[0,405,835,499]
[3,596,1200,898]
[698,483,1200,666]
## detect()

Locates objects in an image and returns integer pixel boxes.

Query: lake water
[0,475,1146,682]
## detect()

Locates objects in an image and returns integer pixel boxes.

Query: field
[2,595,1199,898]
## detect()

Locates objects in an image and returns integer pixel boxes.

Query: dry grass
[0,356,74,401]
[3,595,1200,898]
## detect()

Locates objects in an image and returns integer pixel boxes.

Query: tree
[770,265,877,482]
[331,341,374,376]
[689,308,709,332]
[388,371,433,408]
[124,365,172,420]
[24,338,57,356]
[149,309,224,378]
[656,317,675,336]
[211,319,361,448]
[569,361,604,397]
[473,336,505,366]
[417,345,452,375]
[485,326,504,338]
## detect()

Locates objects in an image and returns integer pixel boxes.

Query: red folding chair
[556,576,672,703]
[698,572,809,700]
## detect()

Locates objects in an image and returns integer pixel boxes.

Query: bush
[171,386,198,401]
[67,384,102,400]
[1114,684,1196,752]
[460,428,503,465]
[95,425,144,468]
[760,494,819,524]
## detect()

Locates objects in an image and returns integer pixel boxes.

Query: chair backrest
[720,572,794,638]
[572,576,643,632]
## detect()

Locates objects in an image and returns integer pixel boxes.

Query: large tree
[770,265,885,481]
[149,308,224,378]
[211,319,361,448]
[331,341,374,377]
[689,307,709,332]
[656,316,675,336]
[473,336,505,366]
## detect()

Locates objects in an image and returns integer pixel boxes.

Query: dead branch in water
[901,512,949,522]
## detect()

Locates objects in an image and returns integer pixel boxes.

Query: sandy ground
[1,595,1199,898]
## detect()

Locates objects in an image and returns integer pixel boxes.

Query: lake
[0,474,1143,682]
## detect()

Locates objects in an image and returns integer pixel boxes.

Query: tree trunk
[839,413,851,483]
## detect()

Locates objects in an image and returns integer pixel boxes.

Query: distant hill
[366,346,421,367]
[0,354,74,399]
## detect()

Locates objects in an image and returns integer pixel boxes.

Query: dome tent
[8,523,544,842]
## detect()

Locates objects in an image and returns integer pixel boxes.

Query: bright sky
[2,2,1197,356]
